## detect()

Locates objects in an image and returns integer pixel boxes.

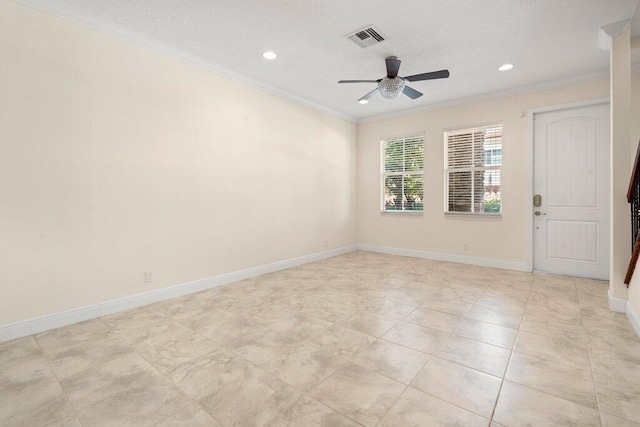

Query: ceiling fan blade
[404,69,450,82]
[385,57,401,78]
[359,88,379,102]
[402,85,423,99]
[338,80,378,83]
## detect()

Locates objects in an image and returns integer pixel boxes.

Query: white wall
[0,0,357,325]
[357,80,613,268]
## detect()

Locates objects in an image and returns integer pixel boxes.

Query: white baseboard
[7,242,638,344]
[627,301,640,338]
[0,245,357,343]
[357,244,531,272]
[608,288,627,313]
[608,291,640,339]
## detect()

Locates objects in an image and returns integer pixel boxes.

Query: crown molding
[357,65,640,125]
[13,0,639,127]
[12,0,358,124]
[599,20,631,50]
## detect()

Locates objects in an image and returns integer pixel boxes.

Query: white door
[533,103,610,280]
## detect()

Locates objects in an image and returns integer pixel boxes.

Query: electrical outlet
[324,240,329,248]
[145,270,154,283]
[463,243,469,252]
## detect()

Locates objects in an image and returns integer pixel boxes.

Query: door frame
[527,97,610,273]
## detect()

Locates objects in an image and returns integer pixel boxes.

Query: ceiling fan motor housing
[378,76,405,99]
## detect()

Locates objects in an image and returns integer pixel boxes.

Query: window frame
[444,123,502,215]
[380,134,425,213]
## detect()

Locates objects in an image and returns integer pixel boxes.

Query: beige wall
[0,0,357,325]
[4,0,640,328]
[357,80,613,267]
[610,27,633,300]
[633,72,640,154]
[626,58,640,318]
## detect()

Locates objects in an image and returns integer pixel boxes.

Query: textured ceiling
[26,0,640,121]
[632,1,640,37]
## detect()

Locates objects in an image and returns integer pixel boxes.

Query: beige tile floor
[2,251,640,426]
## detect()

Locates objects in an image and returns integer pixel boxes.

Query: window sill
[444,212,502,217]
[381,210,424,215]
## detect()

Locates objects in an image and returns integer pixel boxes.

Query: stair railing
[624,140,640,285]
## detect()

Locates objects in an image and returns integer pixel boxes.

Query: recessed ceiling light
[498,63,514,71]
[358,99,369,104]
[262,51,277,60]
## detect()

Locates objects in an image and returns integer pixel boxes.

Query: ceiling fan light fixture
[377,77,405,99]
[498,63,513,71]
[338,57,449,102]
[262,51,277,60]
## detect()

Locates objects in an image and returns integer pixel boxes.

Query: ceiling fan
[338,56,449,103]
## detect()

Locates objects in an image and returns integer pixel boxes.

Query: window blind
[381,135,424,212]
[445,125,502,214]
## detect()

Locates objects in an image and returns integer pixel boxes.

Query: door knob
[534,211,547,216]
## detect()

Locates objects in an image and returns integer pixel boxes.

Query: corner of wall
[626,299,640,337]
[608,287,628,312]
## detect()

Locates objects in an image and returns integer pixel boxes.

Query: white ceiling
[633,0,640,37]
[24,0,640,121]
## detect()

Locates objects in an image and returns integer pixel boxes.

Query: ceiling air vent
[346,26,386,48]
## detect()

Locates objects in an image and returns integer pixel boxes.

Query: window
[445,124,502,214]
[381,135,424,212]
[484,148,502,165]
